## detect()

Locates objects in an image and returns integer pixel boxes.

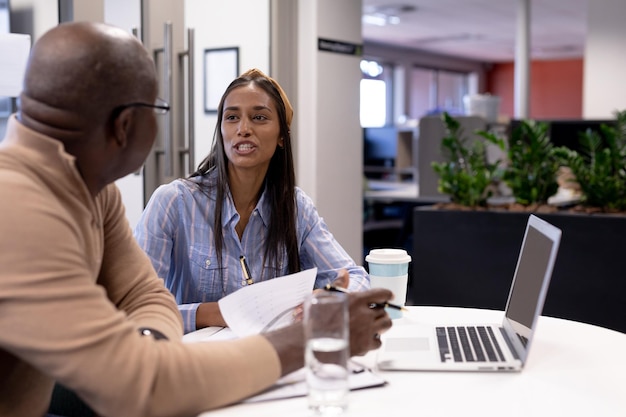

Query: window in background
[409,67,436,118]
[360,59,392,127]
[0,0,8,33]
[437,70,468,114]
[409,67,469,119]
[360,79,386,127]
[0,0,13,141]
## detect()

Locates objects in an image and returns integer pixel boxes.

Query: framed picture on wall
[204,47,239,113]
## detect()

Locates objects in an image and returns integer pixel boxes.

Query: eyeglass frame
[111,97,170,118]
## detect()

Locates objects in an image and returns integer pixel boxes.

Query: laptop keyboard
[436,326,506,363]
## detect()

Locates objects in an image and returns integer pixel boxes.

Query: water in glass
[306,337,349,415]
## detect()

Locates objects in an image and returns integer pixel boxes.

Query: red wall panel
[486,59,583,120]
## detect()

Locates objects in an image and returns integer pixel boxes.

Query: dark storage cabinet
[410,207,626,334]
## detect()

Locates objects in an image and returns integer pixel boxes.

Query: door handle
[162,21,173,177]
[177,28,195,173]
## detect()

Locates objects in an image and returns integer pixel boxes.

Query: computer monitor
[363,126,397,167]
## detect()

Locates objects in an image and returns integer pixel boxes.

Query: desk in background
[363,180,446,268]
[195,306,626,417]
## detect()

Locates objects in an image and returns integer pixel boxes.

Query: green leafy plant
[478,120,561,205]
[432,112,505,207]
[554,110,626,211]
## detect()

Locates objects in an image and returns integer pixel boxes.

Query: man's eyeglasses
[111,97,170,118]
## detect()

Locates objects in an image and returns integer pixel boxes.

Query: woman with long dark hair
[134,68,369,333]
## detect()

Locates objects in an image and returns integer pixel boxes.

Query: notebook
[376,214,562,372]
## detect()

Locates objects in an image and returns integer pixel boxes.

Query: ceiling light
[362,12,401,26]
[363,13,388,26]
[362,3,415,27]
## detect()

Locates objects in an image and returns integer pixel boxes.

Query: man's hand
[346,288,393,356]
[264,270,393,375]
[318,269,393,355]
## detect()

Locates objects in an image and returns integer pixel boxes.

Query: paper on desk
[243,362,387,403]
[218,267,317,337]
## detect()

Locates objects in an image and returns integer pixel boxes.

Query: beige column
[514,0,530,119]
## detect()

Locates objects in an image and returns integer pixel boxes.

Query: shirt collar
[217,174,270,229]
[2,114,88,198]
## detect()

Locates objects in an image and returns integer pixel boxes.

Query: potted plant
[477,119,561,206]
[410,112,626,334]
[553,110,626,212]
[431,112,504,207]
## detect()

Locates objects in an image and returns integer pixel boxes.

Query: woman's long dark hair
[188,71,300,279]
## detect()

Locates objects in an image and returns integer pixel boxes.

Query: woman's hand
[292,269,352,322]
[196,302,228,329]
[330,268,350,289]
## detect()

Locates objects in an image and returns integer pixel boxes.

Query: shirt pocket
[188,245,224,296]
[257,251,288,281]
[260,262,286,282]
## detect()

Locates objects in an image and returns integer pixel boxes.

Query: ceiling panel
[362,0,588,62]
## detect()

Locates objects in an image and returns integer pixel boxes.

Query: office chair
[47,383,95,417]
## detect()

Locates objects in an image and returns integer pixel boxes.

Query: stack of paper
[185,267,388,402]
[218,268,317,337]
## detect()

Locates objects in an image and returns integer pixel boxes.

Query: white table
[195,306,626,417]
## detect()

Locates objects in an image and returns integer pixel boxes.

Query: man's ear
[111,108,133,149]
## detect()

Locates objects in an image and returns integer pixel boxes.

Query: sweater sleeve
[98,184,183,341]
[0,177,282,417]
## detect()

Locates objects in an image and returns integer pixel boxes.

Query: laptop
[376,214,562,372]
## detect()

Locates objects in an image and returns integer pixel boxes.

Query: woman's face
[221,83,283,173]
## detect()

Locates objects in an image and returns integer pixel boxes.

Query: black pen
[324,284,408,312]
[240,255,254,285]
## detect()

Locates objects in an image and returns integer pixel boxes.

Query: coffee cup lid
[365,248,411,264]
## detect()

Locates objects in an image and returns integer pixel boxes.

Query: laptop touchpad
[385,337,430,352]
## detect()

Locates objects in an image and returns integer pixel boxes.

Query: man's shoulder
[0,161,53,204]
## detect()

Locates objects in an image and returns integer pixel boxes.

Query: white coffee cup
[365,248,411,319]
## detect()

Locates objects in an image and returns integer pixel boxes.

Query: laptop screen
[504,215,561,354]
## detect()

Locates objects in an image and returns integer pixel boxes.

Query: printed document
[218,267,317,337]
[186,267,387,402]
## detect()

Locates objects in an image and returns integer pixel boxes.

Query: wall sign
[318,38,362,56]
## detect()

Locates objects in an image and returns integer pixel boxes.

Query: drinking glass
[304,291,349,415]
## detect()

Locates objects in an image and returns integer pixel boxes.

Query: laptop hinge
[499,327,520,360]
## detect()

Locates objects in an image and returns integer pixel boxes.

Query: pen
[240,255,254,285]
[324,284,408,312]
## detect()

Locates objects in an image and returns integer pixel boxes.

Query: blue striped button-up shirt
[134,172,369,333]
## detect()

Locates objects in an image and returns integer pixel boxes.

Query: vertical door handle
[186,28,195,170]
[162,21,174,177]
[176,28,195,174]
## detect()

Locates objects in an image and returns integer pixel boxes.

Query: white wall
[583,0,626,118]
[297,0,363,262]
[185,0,270,169]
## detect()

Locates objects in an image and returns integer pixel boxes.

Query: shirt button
[241,280,248,286]
[205,259,211,267]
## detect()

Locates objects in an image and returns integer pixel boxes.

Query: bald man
[0,22,393,417]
